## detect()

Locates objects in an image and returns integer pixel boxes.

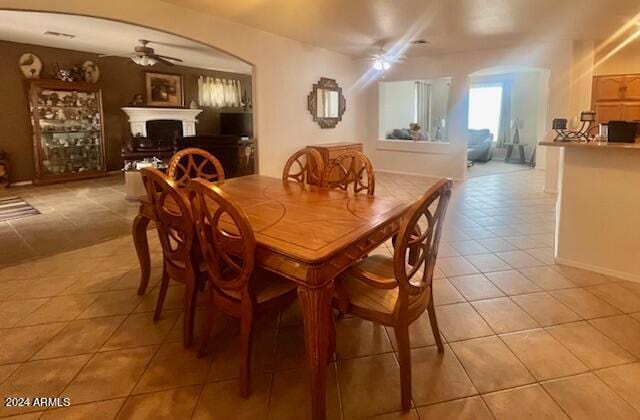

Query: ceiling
[162,0,640,58]
[0,10,252,74]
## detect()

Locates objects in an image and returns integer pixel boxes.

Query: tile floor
[1,170,640,419]
[0,175,138,269]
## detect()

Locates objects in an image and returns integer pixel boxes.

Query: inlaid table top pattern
[212,175,411,264]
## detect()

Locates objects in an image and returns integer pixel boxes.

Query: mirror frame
[307,77,346,129]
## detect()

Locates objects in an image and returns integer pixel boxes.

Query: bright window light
[468,84,503,142]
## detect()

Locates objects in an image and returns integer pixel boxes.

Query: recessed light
[412,39,429,45]
[43,31,76,39]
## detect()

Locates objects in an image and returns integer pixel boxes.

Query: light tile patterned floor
[1,170,640,419]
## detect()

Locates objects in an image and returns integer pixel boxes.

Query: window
[198,76,243,107]
[468,84,503,142]
[378,78,451,141]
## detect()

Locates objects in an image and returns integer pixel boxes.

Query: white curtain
[415,81,431,131]
[497,80,512,148]
[198,77,242,107]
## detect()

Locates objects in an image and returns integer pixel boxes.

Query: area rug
[0,196,40,222]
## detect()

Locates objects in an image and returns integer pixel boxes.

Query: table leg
[132,214,152,295]
[298,282,335,420]
[505,145,513,162]
[519,145,526,164]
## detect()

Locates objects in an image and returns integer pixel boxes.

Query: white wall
[0,0,366,178]
[429,78,451,139]
[511,72,541,151]
[379,81,415,138]
[366,41,574,182]
[594,39,640,76]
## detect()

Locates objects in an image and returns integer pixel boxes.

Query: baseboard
[9,180,33,187]
[376,169,464,182]
[554,256,640,283]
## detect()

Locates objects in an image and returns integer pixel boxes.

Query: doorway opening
[466,66,550,177]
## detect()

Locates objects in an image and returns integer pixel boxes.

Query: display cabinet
[28,79,106,184]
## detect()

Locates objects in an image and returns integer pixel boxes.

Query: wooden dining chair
[333,178,453,411]
[188,178,297,397]
[282,147,325,185]
[134,148,224,296]
[140,167,206,348]
[322,150,375,195]
[167,147,225,187]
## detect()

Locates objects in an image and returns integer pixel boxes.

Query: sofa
[467,129,493,163]
[386,128,430,141]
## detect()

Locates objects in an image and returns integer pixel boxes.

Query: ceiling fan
[365,39,428,71]
[99,39,184,66]
[367,45,407,71]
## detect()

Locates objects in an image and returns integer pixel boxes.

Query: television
[220,112,253,137]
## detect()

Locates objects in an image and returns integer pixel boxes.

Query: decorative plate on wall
[19,53,43,79]
[82,61,100,83]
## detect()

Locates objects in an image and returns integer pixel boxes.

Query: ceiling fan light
[382,61,391,70]
[131,55,158,66]
[373,59,384,71]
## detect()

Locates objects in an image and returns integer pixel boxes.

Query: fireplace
[121,107,202,137]
[146,120,182,147]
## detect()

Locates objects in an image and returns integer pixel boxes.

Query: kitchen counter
[539,141,640,281]
[539,141,640,150]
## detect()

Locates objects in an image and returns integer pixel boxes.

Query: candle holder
[553,111,597,142]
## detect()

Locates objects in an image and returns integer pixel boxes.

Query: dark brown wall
[0,40,252,182]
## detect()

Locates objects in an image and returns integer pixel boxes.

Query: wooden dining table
[133,174,415,419]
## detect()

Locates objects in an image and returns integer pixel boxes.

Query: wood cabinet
[594,76,625,101]
[623,75,640,100]
[28,79,107,185]
[621,102,640,121]
[307,141,363,185]
[594,102,623,123]
[592,74,640,123]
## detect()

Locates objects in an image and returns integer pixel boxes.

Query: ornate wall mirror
[308,77,346,128]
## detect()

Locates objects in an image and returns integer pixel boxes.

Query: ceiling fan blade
[153,56,176,66]
[149,40,210,52]
[156,54,183,63]
[98,53,131,58]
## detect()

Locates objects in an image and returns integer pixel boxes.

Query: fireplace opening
[146,119,182,147]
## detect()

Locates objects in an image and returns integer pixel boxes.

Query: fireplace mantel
[121,107,203,137]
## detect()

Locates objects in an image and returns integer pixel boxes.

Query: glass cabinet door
[36,89,103,175]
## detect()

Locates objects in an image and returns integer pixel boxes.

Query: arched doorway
[0,9,256,263]
[466,65,550,177]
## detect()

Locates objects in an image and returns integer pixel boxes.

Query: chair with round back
[282,147,325,185]
[167,147,225,187]
[333,178,453,411]
[187,178,297,397]
[140,167,205,348]
[322,150,375,195]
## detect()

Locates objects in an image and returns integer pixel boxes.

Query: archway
[0,9,256,263]
[466,65,551,177]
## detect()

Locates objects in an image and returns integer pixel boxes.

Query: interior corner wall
[541,39,595,194]
[593,39,640,76]
[366,41,573,182]
[379,81,415,138]
[0,0,367,179]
